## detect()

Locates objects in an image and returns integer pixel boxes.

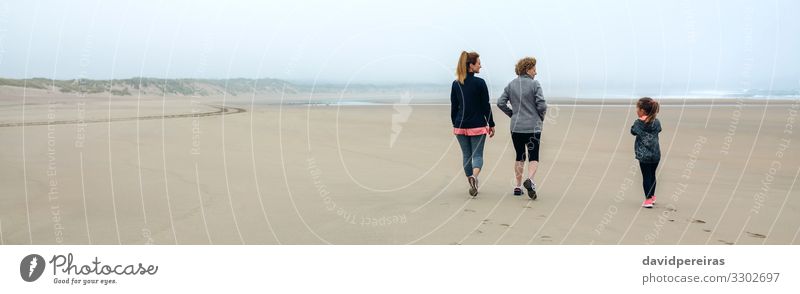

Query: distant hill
[0,77,300,96]
[0,77,446,96]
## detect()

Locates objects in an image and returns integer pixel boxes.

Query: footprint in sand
[703,229,712,233]
[500,223,511,227]
[746,232,766,239]
[482,219,492,224]
[717,240,734,245]
[540,235,552,242]
[537,214,547,220]
[523,205,533,209]
[474,229,483,234]
[691,219,706,224]
[464,209,476,213]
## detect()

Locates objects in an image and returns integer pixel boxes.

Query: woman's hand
[488,127,495,138]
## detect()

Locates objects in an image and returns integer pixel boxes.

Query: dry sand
[1,90,798,244]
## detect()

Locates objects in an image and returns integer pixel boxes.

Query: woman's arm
[450,82,459,126]
[480,80,495,128]
[497,85,513,118]
[534,80,547,118]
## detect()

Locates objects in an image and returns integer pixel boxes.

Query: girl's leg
[455,135,473,177]
[646,162,659,197]
[470,135,486,177]
[639,161,649,197]
[639,161,658,198]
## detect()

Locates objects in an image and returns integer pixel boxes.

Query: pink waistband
[453,127,489,136]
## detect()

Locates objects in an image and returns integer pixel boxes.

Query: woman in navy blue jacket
[451,51,495,197]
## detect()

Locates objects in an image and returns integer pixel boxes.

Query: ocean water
[255,88,798,106]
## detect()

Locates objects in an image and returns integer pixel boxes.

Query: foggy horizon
[1,0,799,97]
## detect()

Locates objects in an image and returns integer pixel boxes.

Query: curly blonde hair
[515,57,537,76]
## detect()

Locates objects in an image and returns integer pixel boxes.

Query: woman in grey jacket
[497,57,547,200]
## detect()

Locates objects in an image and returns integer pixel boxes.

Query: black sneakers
[523,179,537,200]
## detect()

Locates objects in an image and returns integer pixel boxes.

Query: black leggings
[639,161,659,198]
[511,132,541,162]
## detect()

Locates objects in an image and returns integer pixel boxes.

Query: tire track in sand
[0,104,246,128]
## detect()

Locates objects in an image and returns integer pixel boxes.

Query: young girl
[497,57,547,200]
[450,51,495,197]
[630,97,661,208]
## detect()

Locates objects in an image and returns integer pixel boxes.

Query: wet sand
[1,91,798,244]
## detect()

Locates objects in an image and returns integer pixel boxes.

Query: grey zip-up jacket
[630,118,662,163]
[497,75,547,133]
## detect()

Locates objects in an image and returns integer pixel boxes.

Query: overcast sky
[1,0,798,96]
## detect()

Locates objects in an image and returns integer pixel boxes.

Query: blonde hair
[515,57,537,76]
[456,51,480,84]
[637,97,660,124]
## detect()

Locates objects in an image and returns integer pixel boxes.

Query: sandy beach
[1,88,798,245]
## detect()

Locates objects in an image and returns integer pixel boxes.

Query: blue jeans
[455,134,486,177]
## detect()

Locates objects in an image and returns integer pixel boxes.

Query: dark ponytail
[637,97,660,124]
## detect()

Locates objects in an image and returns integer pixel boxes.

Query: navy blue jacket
[450,73,495,129]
